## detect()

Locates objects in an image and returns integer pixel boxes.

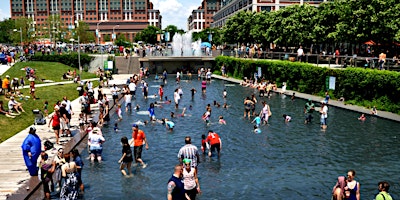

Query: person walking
[177,136,200,169]
[130,124,149,168]
[182,159,201,200]
[49,108,62,144]
[21,127,42,176]
[167,164,189,200]
[304,99,315,124]
[118,136,133,176]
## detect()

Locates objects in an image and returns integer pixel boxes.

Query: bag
[44,140,54,150]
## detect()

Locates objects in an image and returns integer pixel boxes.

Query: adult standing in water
[21,127,41,176]
[304,99,315,124]
[243,97,254,120]
[201,78,207,93]
[174,88,180,109]
[167,164,189,200]
[177,136,200,169]
[345,170,360,200]
[320,102,328,129]
[182,159,201,200]
[130,124,149,168]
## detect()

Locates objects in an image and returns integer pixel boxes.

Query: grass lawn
[0,84,84,143]
[3,61,96,84]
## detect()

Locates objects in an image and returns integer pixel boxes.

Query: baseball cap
[5,75,10,78]
[29,126,36,133]
[132,124,138,128]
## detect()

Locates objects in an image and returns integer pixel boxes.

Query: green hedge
[215,56,400,114]
[30,53,94,69]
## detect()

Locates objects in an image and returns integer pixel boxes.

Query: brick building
[187,0,221,32]
[10,0,162,43]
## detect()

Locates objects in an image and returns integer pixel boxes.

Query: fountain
[171,31,202,56]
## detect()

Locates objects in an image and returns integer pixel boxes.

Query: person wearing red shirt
[48,109,61,144]
[130,124,149,168]
[205,130,222,157]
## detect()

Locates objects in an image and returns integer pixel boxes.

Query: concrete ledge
[211,74,400,122]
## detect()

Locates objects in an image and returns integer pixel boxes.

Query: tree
[222,11,255,45]
[74,21,95,43]
[250,11,272,46]
[13,17,35,45]
[0,19,15,44]
[103,34,111,42]
[164,25,179,42]
[116,34,131,47]
[192,28,222,45]
[134,25,161,44]
[265,4,318,48]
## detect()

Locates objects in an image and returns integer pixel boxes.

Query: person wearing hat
[2,75,10,93]
[205,130,222,157]
[304,99,315,124]
[88,127,106,162]
[21,126,42,176]
[182,159,201,200]
[130,124,149,168]
[320,101,328,129]
[8,95,25,114]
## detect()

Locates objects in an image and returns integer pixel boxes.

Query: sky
[1,0,202,31]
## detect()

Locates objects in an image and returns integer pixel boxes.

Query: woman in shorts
[48,109,61,144]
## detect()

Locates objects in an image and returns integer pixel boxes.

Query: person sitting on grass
[0,100,16,118]
[8,96,25,114]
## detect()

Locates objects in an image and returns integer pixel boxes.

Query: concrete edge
[211,74,400,123]
[6,88,124,200]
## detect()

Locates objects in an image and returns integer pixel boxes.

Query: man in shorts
[130,124,149,168]
[205,130,222,158]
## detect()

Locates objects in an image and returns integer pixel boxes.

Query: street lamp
[13,27,23,55]
[96,21,102,45]
[112,25,119,44]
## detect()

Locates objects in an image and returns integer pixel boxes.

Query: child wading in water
[219,116,226,125]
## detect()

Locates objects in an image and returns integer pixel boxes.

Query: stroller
[32,109,46,125]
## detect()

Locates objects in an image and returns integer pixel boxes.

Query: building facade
[212,0,328,28]
[10,0,162,43]
[187,0,221,32]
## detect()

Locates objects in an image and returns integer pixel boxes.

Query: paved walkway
[212,74,400,122]
[0,75,130,200]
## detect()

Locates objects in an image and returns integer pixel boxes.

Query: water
[80,77,400,200]
[171,31,201,56]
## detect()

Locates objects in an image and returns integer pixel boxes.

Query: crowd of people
[15,63,393,200]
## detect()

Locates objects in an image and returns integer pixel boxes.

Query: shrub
[215,56,400,114]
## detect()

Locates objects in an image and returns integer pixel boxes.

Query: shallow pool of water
[79,77,400,200]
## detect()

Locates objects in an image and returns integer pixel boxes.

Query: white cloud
[151,0,202,30]
[0,8,11,20]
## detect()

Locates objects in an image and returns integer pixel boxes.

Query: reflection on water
[79,77,400,200]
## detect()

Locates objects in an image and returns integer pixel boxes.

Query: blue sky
[2,0,202,30]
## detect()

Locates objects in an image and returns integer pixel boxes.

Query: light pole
[13,27,23,55]
[112,25,119,44]
[96,21,102,45]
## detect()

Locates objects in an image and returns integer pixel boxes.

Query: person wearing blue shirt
[252,116,261,127]
[21,127,42,176]
[148,103,155,121]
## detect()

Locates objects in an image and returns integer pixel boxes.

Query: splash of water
[171,31,202,56]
